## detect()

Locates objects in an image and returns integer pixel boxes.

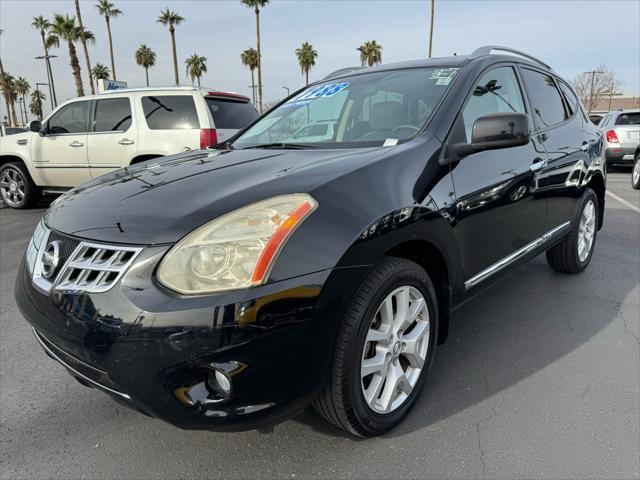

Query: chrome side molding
[464,221,570,289]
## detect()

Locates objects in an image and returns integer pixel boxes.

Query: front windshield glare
[233,67,460,149]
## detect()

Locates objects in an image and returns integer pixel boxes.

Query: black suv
[16,46,605,437]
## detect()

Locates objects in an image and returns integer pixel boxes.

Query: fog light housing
[207,368,232,400]
[173,361,246,407]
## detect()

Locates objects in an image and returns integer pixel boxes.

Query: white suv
[0,86,258,208]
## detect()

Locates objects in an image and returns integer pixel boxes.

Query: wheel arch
[586,171,606,230]
[1,154,28,168]
[385,239,452,345]
[0,155,37,184]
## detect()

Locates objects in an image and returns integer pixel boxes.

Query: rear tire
[313,257,438,437]
[632,154,640,190]
[0,162,41,209]
[546,188,598,274]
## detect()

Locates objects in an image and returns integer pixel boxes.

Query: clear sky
[1,0,639,119]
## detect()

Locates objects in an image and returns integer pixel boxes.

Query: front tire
[313,257,437,437]
[632,154,640,190]
[0,162,41,209]
[546,188,599,273]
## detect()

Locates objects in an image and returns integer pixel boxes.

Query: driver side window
[462,67,526,142]
[47,101,90,135]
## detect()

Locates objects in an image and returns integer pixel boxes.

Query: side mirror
[454,112,530,156]
[29,120,43,134]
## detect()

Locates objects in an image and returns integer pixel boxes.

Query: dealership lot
[0,172,638,479]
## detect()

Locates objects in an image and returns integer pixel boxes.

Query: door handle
[69,140,84,147]
[530,159,547,172]
[118,138,135,146]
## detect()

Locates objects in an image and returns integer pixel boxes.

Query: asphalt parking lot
[1,171,638,480]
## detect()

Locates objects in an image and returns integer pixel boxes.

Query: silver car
[598,109,640,166]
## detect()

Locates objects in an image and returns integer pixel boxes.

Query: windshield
[233,67,460,149]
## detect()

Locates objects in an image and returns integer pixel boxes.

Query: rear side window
[521,68,568,129]
[94,98,132,132]
[558,81,589,122]
[205,98,258,129]
[47,101,90,134]
[615,112,640,125]
[141,95,199,130]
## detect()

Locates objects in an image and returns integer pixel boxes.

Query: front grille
[48,231,81,261]
[54,241,142,294]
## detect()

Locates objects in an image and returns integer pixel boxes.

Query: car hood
[45,147,392,245]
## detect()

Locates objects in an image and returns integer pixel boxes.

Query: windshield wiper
[241,142,319,150]
[216,140,234,150]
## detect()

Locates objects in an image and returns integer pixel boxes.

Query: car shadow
[292,243,638,439]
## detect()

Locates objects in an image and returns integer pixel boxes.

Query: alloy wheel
[578,199,596,262]
[0,167,26,207]
[360,286,430,414]
[633,159,640,186]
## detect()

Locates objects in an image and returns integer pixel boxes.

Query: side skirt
[464,221,570,290]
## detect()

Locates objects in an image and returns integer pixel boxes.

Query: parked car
[1,125,28,136]
[0,86,258,208]
[16,46,606,437]
[597,109,640,166]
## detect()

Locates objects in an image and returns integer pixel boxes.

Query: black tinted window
[48,101,90,134]
[521,69,568,129]
[205,98,258,129]
[615,112,640,125]
[94,98,132,132]
[141,95,199,130]
[558,82,577,116]
[559,81,589,122]
[5,127,26,135]
[462,67,526,142]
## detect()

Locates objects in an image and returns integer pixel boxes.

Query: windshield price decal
[282,82,349,108]
[429,68,459,86]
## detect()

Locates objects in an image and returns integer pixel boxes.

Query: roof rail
[470,45,553,71]
[323,66,365,80]
[100,85,202,94]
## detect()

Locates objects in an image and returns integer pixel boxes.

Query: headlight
[157,194,317,294]
[26,219,48,274]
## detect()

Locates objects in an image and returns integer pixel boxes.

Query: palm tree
[29,90,46,121]
[0,73,19,126]
[0,29,12,126]
[357,40,383,67]
[157,8,185,85]
[92,63,110,80]
[241,0,268,113]
[295,42,318,86]
[31,16,58,107]
[240,47,258,105]
[185,54,207,88]
[47,14,94,97]
[428,0,435,58]
[14,77,30,124]
[135,44,156,87]
[75,0,95,95]
[96,0,122,81]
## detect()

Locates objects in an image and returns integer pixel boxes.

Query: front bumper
[605,146,637,164]
[15,249,370,431]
